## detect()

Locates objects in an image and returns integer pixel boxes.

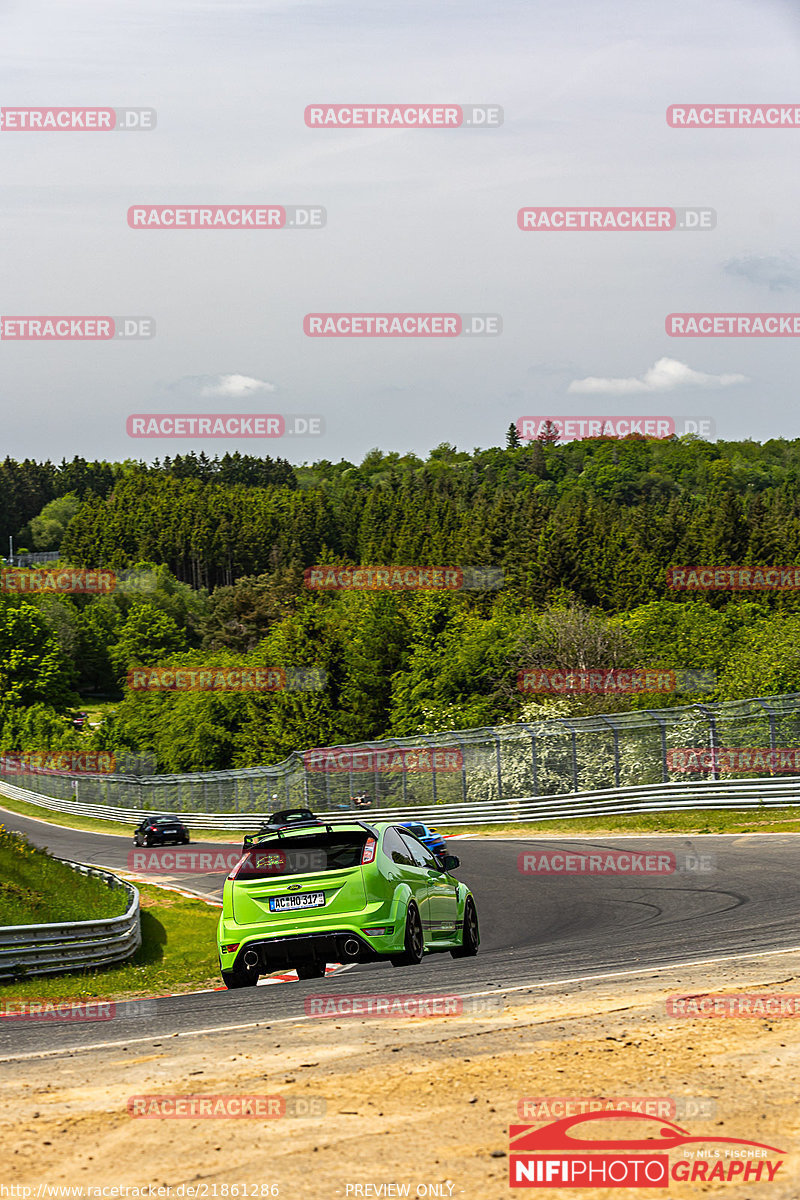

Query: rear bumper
[232,929,390,971]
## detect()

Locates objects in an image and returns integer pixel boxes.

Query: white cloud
[724,252,800,292]
[199,374,277,397]
[170,373,277,398]
[568,357,748,395]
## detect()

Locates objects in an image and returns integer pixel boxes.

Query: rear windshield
[236,831,369,878]
[405,824,426,836]
[153,817,181,825]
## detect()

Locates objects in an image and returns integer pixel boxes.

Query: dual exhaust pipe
[242,937,361,970]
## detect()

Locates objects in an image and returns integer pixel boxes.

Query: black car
[133,815,190,846]
[242,808,320,849]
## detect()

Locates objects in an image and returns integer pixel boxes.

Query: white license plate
[269,891,325,912]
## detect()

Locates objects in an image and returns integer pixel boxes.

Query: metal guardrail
[0,860,141,980]
[2,774,799,832]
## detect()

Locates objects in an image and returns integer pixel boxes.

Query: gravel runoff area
[1,949,798,1199]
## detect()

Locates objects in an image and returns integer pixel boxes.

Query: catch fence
[1,693,800,817]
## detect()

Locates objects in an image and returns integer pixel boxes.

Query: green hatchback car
[217,815,479,987]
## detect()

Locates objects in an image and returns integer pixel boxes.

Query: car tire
[390,903,424,967]
[450,897,479,958]
[221,964,259,989]
[295,962,327,980]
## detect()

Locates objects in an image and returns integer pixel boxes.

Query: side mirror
[442,854,460,872]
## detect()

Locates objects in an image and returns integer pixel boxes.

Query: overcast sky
[1,0,799,464]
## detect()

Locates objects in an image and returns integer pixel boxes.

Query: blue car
[400,821,447,857]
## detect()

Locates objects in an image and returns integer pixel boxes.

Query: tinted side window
[382,827,416,867]
[398,831,439,870]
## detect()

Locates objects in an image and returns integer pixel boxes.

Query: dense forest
[4,433,800,772]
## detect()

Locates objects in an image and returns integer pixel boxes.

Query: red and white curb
[91,865,224,906]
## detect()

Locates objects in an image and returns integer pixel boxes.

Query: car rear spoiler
[243,818,379,847]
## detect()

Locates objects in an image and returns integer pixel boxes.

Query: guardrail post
[417,735,439,804]
[756,699,778,758]
[519,723,539,796]
[696,704,719,780]
[494,732,503,801]
[558,720,579,792]
[648,712,668,782]
[460,741,467,804]
[599,716,620,788]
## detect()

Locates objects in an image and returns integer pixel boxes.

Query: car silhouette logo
[509,1111,785,1154]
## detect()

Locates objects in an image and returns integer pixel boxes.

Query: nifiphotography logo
[508,1111,785,1187]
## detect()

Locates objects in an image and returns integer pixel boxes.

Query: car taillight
[221,943,240,953]
[361,838,377,865]
[227,854,249,880]
[147,826,158,832]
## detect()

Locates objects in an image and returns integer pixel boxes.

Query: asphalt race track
[2,806,800,1059]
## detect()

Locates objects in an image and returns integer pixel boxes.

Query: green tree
[506,423,521,449]
[110,604,187,678]
[0,603,75,709]
[29,493,82,550]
